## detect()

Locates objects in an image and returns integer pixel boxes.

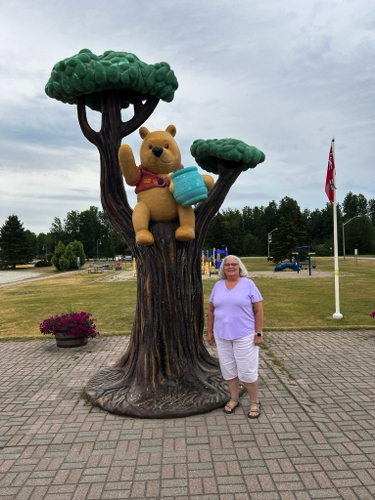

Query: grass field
[1,256,375,341]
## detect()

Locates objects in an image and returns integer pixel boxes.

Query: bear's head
[139,124,181,175]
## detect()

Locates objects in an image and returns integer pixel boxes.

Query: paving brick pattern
[1,330,375,499]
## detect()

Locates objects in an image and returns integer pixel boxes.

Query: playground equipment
[274,245,316,275]
[201,246,228,274]
[201,251,212,275]
[213,247,228,270]
[273,261,300,272]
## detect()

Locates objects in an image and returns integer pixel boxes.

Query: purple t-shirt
[209,277,263,340]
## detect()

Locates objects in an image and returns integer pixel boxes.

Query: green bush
[52,240,86,271]
[58,256,70,272]
[52,241,66,270]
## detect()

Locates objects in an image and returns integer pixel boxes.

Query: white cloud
[1,0,375,234]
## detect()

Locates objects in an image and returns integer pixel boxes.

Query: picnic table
[88,264,105,274]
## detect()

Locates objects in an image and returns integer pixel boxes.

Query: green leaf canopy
[45,49,178,112]
[190,138,265,174]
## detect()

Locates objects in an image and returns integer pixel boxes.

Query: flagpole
[331,137,343,319]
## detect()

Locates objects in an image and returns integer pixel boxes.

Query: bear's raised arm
[119,144,139,185]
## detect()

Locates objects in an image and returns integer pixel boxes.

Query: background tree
[51,241,66,270]
[49,217,66,247]
[342,191,368,218]
[79,206,111,259]
[25,230,38,260]
[343,215,375,255]
[240,206,261,255]
[46,51,265,418]
[367,199,375,226]
[0,215,35,268]
[268,197,306,263]
[271,216,298,263]
[262,201,279,254]
[36,233,53,261]
[51,240,86,270]
[44,207,129,259]
[249,206,266,254]
[64,210,81,242]
[204,212,231,251]
[221,208,243,254]
[64,241,86,269]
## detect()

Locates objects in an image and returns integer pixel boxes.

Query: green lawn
[1,256,375,341]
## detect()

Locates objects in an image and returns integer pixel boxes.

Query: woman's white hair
[218,255,248,279]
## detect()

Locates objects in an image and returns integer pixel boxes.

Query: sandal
[224,398,240,414]
[248,402,261,419]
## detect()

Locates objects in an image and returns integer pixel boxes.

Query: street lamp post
[267,227,278,261]
[96,239,101,261]
[342,216,360,260]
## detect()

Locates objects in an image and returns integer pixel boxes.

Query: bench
[88,265,105,274]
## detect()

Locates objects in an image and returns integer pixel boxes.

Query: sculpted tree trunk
[86,161,244,417]
[45,49,265,417]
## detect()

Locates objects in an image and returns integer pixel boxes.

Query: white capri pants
[214,333,259,383]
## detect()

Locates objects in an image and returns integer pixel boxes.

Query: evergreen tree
[78,206,109,259]
[342,192,368,218]
[344,215,375,255]
[0,215,34,268]
[51,241,66,271]
[271,216,299,263]
[367,199,375,226]
[271,197,307,263]
[50,217,66,246]
[51,240,86,271]
[64,241,86,269]
[25,230,38,260]
[204,212,232,251]
[64,210,81,241]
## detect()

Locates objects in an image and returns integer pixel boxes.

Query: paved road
[0,270,42,286]
[1,330,375,499]
[0,270,80,288]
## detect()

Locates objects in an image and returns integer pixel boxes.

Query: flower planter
[39,311,99,345]
[55,329,88,348]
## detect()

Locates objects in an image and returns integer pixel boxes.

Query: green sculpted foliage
[45,49,178,111]
[190,138,265,174]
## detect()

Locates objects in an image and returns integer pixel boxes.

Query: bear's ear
[165,124,176,137]
[139,127,149,139]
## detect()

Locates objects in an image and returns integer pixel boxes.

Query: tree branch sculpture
[45,49,265,418]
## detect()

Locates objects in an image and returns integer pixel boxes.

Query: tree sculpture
[45,49,265,418]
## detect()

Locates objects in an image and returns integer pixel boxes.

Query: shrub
[35,260,53,267]
[52,240,86,271]
[59,256,70,272]
[52,241,66,270]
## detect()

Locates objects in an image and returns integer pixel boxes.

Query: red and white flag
[325,140,335,202]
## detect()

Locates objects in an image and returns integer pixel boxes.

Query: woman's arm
[253,301,263,345]
[207,301,215,345]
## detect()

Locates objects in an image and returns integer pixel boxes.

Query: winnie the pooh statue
[118,124,214,245]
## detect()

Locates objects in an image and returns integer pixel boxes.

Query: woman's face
[223,258,240,278]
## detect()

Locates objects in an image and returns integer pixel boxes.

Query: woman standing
[207,255,263,418]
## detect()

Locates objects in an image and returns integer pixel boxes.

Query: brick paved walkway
[1,330,375,499]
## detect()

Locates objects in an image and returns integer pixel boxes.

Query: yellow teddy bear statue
[118,124,214,245]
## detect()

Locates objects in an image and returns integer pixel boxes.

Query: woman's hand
[254,333,263,346]
[207,332,215,345]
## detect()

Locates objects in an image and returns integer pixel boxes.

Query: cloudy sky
[1,0,374,235]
